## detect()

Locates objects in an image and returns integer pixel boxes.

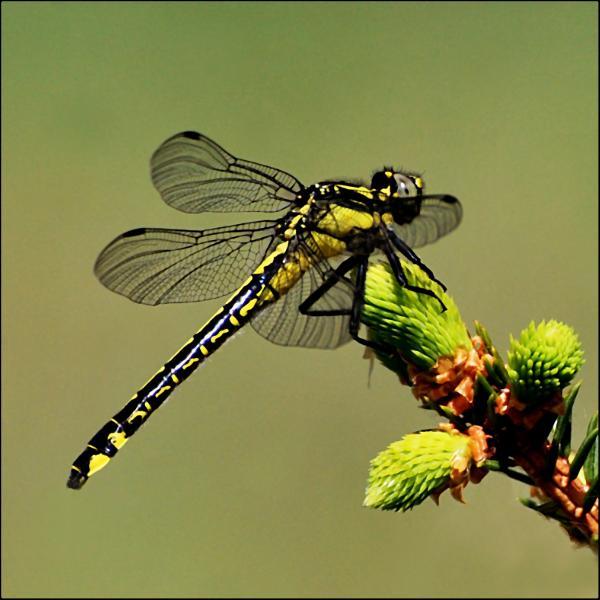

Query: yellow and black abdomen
[67,244,294,489]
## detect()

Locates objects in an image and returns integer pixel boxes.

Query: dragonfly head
[371,169,424,197]
[371,169,424,221]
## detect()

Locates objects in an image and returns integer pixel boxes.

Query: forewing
[250,236,354,349]
[94,221,277,305]
[150,131,303,213]
[393,195,462,248]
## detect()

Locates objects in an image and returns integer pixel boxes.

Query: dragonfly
[66,131,462,489]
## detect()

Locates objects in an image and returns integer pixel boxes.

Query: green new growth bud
[364,430,472,511]
[507,320,584,404]
[583,414,598,484]
[361,262,471,370]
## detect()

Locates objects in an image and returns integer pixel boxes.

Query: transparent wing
[251,236,354,349]
[393,194,462,248]
[94,220,278,305]
[150,131,304,213]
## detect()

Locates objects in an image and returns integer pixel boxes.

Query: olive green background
[2,2,598,598]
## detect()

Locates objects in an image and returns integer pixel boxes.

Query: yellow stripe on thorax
[315,204,375,237]
[333,185,374,200]
[262,234,347,301]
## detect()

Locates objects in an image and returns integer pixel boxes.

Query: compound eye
[393,173,417,197]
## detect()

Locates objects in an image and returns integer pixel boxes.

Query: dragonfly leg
[347,257,397,353]
[383,242,447,312]
[298,255,360,317]
[385,226,447,291]
[298,254,392,352]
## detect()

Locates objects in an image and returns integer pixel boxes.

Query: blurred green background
[2,2,597,597]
